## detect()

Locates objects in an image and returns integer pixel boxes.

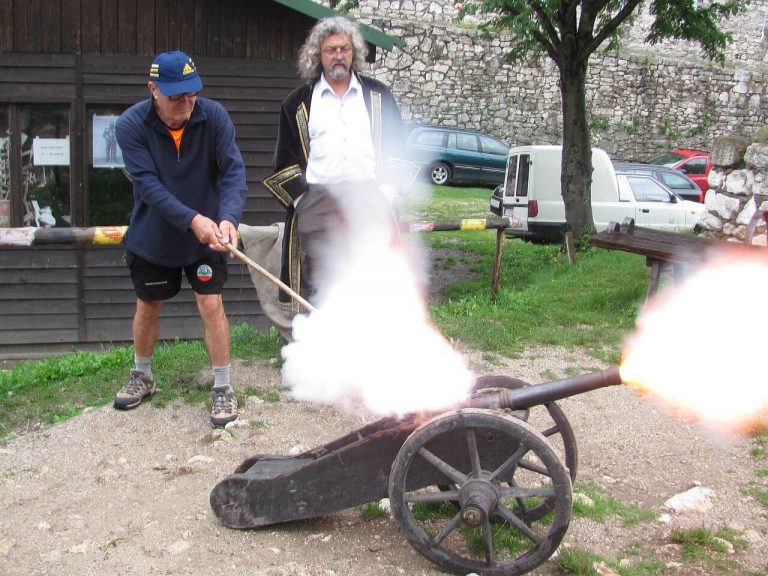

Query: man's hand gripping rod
[220,239,316,313]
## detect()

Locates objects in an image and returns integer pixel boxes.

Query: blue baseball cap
[149,51,203,96]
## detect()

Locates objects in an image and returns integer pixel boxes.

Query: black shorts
[126,251,228,301]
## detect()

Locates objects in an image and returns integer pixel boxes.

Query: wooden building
[0,0,399,358]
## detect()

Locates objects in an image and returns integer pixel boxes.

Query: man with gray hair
[264,16,405,311]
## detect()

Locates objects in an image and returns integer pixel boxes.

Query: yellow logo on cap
[182,63,195,75]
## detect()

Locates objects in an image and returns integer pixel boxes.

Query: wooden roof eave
[269,0,403,51]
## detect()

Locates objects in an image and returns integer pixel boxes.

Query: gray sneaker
[210,387,238,427]
[114,370,156,410]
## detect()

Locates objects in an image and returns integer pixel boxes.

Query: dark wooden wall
[0,0,312,59]
[0,0,318,357]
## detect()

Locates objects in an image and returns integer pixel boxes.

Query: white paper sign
[32,137,70,166]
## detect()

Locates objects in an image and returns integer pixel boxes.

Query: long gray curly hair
[297,16,368,83]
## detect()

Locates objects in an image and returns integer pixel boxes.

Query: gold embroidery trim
[263,165,302,208]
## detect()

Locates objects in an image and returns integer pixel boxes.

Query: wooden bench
[590,213,767,298]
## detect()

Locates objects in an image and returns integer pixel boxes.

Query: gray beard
[328,64,350,80]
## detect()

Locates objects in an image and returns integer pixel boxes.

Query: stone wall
[319,0,768,160]
[697,136,768,245]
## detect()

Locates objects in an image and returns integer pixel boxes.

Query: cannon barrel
[465,366,623,411]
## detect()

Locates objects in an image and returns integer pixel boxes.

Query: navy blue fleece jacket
[116,97,247,267]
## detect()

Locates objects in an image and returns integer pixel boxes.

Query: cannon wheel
[470,374,578,521]
[389,409,572,576]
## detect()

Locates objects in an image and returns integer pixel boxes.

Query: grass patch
[359,501,388,520]
[555,546,605,574]
[573,483,658,526]
[0,324,283,439]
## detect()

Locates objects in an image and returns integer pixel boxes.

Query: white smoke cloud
[280,183,474,416]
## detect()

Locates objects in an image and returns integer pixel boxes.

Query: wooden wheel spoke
[541,424,560,437]
[417,447,468,485]
[499,486,556,498]
[433,512,462,545]
[518,457,551,477]
[489,444,527,482]
[466,428,482,476]
[481,516,495,564]
[495,503,542,545]
[405,490,460,503]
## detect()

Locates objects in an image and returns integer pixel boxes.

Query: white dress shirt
[305,73,377,185]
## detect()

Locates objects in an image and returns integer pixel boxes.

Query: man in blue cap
[114,51,248,427]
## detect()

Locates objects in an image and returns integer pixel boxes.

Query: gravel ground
[1,346,767,576]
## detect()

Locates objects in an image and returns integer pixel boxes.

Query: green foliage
[0,323,282,440]
[359,501,388,519]
[555,546,604,574]
[660,116,681,140]
[573,483,658,526]
[671,527,729,560]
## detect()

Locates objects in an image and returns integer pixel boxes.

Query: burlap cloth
[238,223,292,339]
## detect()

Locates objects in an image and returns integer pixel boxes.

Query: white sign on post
[32,137,70,166]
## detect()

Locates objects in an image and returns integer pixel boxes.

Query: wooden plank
[246,1,260,59]
[179,0,195,53]
[0,0,12,52]
[0,299,79,315]
[193,0,207,56]
[118,0,137,54]
[1,314,78,330]
[0,329,80,346]
[155,0,170,52]
[206,0,221,56]
[0,52,77,66]
[0,284,79,299]
[27,0,43,53]
[219,0,236,57]
[13,0,29,52]
[136,0,155,54]
[167,0,181,50]
[101,0,119,54]
[41,0,62,53]
[61,0,81,52]
[81,0,101,52]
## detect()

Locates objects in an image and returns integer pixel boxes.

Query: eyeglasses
[168,91,198,101]
[321,46,352,57]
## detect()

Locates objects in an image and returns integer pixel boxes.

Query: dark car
[646,149,711,194]
[612,161,703,202]
[405,125,509,187]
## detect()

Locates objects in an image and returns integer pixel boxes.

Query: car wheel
[429,162,451,186]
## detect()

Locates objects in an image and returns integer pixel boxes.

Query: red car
[647,149,711,197]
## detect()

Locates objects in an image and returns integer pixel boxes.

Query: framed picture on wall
[92,115,124,168]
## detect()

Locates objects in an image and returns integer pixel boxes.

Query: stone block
[745,143,768,169]
[736,197,757,225]
[708,192,742,220]
[695,211,723,231]
[724,169,750,196]
[707,169,724,190]
[711,135,751,168]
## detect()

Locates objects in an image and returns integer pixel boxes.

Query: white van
[489,145,704,242]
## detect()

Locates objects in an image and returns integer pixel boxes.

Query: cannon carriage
[210,367,623,576]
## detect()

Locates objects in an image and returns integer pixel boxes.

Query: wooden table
[590,217,765,298]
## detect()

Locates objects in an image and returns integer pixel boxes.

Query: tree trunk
[559,59,595,242]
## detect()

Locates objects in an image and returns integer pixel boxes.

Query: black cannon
[210,366,623,576]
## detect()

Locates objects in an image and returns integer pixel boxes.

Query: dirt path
[1,348,766,576]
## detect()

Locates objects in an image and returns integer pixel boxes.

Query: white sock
[135,355,152,378]
[213,364,231,391]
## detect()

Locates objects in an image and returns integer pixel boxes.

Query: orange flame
[620,248,768,435]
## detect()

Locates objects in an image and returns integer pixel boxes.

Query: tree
[461,0,744,240]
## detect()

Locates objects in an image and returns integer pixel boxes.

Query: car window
[648,152,684,166]
[447,132,457,149]
[456,133,479,152]
[505,155,518,197]
[659,172,696,190]
[479,136,507,155]
[504,154,529,197]
[414,130,445,147]
[627,176,673,203]
[682,158,707,175]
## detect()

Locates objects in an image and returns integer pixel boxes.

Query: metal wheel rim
[431,164,449,185]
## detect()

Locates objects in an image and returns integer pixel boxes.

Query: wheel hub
[458,477,499,527]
